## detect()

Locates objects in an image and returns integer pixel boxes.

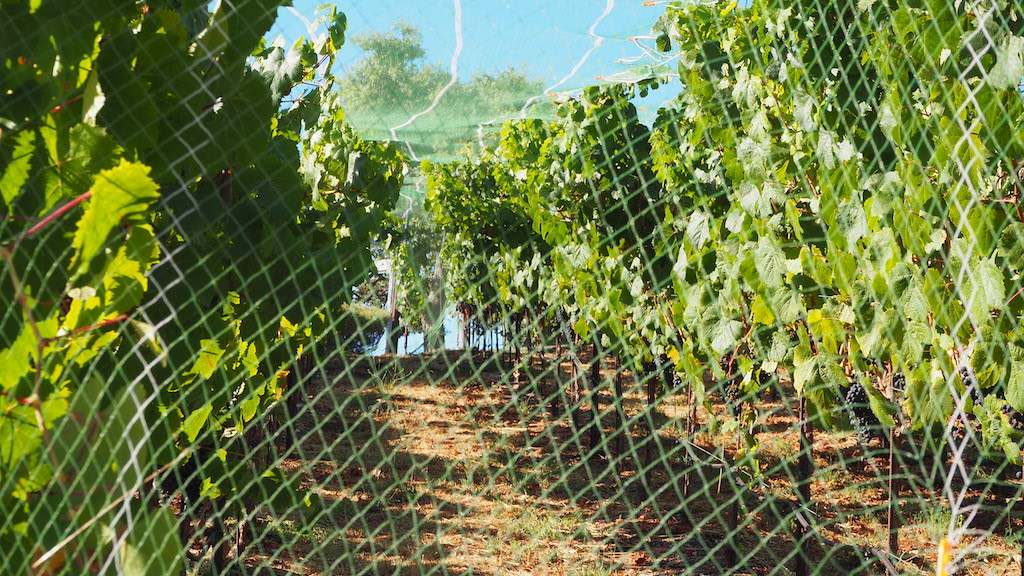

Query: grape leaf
[71,160,159,278]
[182,405,213,443]
[328,9,347,49]
[119,506,183,576]
[0,129,35,208]
[253,44,303,104]
[961,257,1005,321]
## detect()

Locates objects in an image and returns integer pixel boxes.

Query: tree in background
[339,22,446,120]
[338,21,548,158]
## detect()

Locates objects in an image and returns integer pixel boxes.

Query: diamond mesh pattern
[2,1,1024,575]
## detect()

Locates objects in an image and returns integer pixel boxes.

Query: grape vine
[425,0,1024,476]
[0,1,403,573]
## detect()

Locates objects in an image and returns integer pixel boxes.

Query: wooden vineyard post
[887,428,899,553]
[513,312,523,385]
[614,358,626,471]
[795,396,814,576]
[589,340,601,453]
[549,358,562,421]
[572,333,586,451]
[461,304,471,351]
[683,377,695,499]
[644,360,658,471]
[887,375,900,555]
[556,311,565,357]
[482,313,488,353]
[569,338,580,435]
[385,260,399,354]
[724,434,740,568]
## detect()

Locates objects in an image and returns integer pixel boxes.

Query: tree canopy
[338,21,548,160]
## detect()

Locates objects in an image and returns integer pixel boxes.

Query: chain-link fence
[2,1,1024,575]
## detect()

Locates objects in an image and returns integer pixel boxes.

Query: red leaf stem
[0,391,34,405]
[40,313,131,345]
[20,190,92,243]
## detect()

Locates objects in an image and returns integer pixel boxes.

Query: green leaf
[191,339,226,379]
[328,10,347,50]
[999,222,1024,273]
[572,316,590,340]
[71,160,159,277]
[863,381,897,428]
[182,404,213,443]
[710,317,742,355]
[807,309,845,356]
[736,181,783,218]
[95,30,160,151]
[67,123,119,176]
[986,35,1024,89]
[1006,356,1024,412]
[240,384,264,423]
[837,199,868,248]
[962,257,1005,320]
[0,129,35,208]
[755,236,785,288]
[119,506,183,576]
[792,349,818,395]
[253,44,303,104]
[687,211,711,249]
[0,322,37,390]
[0,397,45,485]
[751,295,775,325]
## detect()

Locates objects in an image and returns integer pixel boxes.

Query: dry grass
[219,350,1024,576]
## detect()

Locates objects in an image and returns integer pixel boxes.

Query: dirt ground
[227,350,1024,576]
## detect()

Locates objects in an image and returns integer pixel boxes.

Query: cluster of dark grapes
[641,355,683,390]
[670,362,683,389]
[1001,404,1024,432]
[156,455,202,510]
[641,360,657,378]
[756,366,778,401]
[718,355,744,414]
[845,382,888,446]
[950,417,968,443]
[891,372,906,391]
[957,365,981,404]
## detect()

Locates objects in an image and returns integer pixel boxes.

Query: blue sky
[267,1,678,119]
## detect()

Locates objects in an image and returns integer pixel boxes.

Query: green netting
[3,1,1024,575]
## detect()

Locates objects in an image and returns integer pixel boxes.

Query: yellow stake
[936,538,951,576]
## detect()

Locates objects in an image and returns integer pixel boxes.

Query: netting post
[547,313,563,420]
[887,375,900,554]
[887,428,899,553]
[644,359,659,470]
[569,331,584,441]
[513,312,523,384]
[614,357,626,471]
[795,396,813,576]
[725,433,741,568]
[461,303,471,350]
[684,376,695,499]
[589,339,602,453]
[385,260,399,354]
